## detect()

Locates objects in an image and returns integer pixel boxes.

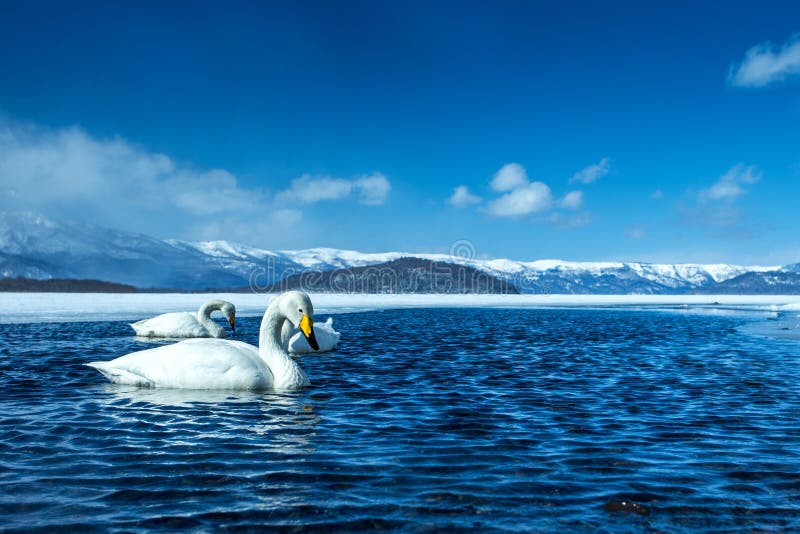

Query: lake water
[1,307,800,532]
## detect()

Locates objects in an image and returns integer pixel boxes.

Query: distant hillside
[694,271,800,295]
[0,277,137,293]
[264,257,520,294]
[2,211,797,294]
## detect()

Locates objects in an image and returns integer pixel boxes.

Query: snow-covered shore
[1,292,799,324]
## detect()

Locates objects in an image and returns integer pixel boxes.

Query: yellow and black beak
[299,314,319,351]
[228,314,236,332]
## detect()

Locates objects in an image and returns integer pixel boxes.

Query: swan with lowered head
[130,299,236,338]
[282,317,341,354]
[87,292,319,390]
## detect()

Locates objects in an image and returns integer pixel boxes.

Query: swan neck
[259,301,308,388]
[260,307,286,352]
[197,301,224,337]
[198,300,221,316]
[280,320,294,348]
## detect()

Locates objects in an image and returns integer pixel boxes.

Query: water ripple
[1,308,800,531]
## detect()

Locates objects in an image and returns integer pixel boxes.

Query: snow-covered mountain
[0,212,788,293]
[0,212,259,289]
[697,270,800,294]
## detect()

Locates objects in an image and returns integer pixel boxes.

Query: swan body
[284,317,340,354]
[88,292,318,391]
[87,339,270,389]
[130,300,236,338]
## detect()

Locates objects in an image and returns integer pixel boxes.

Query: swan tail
[85,362,155,388]
[326,318,341,347]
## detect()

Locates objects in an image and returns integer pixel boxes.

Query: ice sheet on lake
[738,317,800,341]
[2,292,800,324]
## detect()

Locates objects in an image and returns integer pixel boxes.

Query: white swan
[129,300,236,338]
[282,317,341,354]
[87,291,319,390]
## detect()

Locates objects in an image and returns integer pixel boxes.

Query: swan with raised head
[87,292,319,390]
[282,317,340,354]
[129,300,236,338]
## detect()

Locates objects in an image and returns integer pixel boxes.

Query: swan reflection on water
[98,384,270,408]
[95,383,321,452]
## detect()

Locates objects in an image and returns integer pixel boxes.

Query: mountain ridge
[263,257,520,294]
[0,211,794,294]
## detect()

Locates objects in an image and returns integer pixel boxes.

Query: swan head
[275,291,319,351]
[221,301,236,332]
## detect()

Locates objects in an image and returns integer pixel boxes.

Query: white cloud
[490,163,528,192]
[486,162,553,217]
[277,174,352,204]
[728,35,800,88]
[650,189,664,200]
[486,181,552,217]
[0,119,389,246]
[679,164,762,234]
[570,157,611,184]
[0,122,266,218]
[448,185,482,208]
[277,172,390,206]
[698,164,761,202]
[170,169,265,215]
[479,162,584,220]
[560,190,583,209]
[354,173,391,205]
[195,208,305,248]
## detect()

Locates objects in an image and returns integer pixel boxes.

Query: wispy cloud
[698,164,761,202]
[0,121,265,217]
[570,157,611,184]
[278,175,352,204]
[560,190,583,210]
[0,119,389,246]
[728,35,800,88]
[677,164,762,237]
[448,185,482,208]
[650,189,664,200]
[277,172,390,206]
[354,173,391,205]
[194,209,304,244]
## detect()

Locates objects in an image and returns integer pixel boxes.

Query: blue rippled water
[2,307,800,532]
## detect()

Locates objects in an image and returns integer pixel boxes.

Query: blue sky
[1,1,799,264]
